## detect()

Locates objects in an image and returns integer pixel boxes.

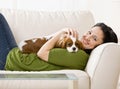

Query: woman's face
[80,26,104,49]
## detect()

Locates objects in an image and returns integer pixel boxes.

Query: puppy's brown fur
[22,37,48,53]
[20,36,84,54]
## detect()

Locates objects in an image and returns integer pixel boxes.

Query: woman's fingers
[74,29,79,39]
[61,28,79,38]
[68,28,79,38]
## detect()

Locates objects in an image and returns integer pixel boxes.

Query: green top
[5,47,89,71]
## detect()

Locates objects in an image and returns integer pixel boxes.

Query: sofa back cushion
[0,9,95,44]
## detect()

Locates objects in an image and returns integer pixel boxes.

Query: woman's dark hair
[93,23,118,43]
[85,22,118,54]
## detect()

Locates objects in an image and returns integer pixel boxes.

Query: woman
[0,13,118,71]
[37,24,118,61]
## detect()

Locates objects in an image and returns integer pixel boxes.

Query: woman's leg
[0,13,17,70]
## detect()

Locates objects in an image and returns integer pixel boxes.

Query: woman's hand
[37,28,79,62]
[37,29,64,61]
[61,28,79,39]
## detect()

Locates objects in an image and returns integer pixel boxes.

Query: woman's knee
[0,13,4,24]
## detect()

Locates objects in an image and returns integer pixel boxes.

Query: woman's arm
[37,30,64,61]
[37,28,79,61]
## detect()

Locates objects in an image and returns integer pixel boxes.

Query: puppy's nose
[72,47,76,51]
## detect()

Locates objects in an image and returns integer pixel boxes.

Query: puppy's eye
[67,42,72,47]
[75,43,79,46]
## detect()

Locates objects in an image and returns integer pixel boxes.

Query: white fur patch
[32,39,37,43]
[18,40,27,51]
[67,36,78,52]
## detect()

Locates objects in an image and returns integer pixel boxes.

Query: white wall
[0,0,87,11]
[0,0,17,9]
[0,0,120,38]
[88,0,120,38]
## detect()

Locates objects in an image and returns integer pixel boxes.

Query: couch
[0,9,120,89]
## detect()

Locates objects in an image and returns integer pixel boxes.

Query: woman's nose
[86,35,91,41]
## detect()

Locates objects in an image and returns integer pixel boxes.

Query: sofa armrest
[117,74,120,89]
[85,43,120,89]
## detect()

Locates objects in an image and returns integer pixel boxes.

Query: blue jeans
[0,13,17,70]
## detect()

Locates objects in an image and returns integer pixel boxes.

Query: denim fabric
[0,13,17,70]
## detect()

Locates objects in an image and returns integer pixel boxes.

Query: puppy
[55,35,83,52]
[19,35,83,54]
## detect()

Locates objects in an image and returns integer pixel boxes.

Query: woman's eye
[93,36,97,41]
[94,38,97,41]
[88,31,91,35]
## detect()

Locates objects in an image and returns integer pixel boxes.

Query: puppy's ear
[76,40,84,50]
[60,37,70,48]
[55,39,66,48]
[61,41,67,48]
